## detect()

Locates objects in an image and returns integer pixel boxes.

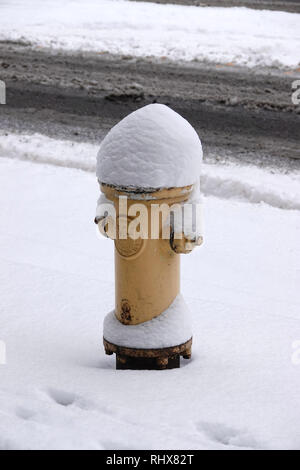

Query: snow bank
[97,104,202,189]
[202,163,300,211]
[0,132,299,211]
[0,0,299,68]
[0,132,96,171]
[104,295,192,349]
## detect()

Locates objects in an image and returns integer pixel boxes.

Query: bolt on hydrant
[95,104,203,369]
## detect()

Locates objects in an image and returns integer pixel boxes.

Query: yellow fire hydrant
[95,104,203,369]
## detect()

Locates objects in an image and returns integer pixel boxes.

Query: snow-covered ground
[0,0,300,449]
[0,0,299,68]
[0,140,300,449]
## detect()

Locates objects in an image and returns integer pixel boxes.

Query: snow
[0,152,300,449]
[97,104,202,189]
[1,132,299,211]
[103,295,192,349]
[202,163,300,211]
[0,0,299,68]
[0,132,97,172]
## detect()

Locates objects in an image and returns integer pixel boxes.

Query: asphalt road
[0,42,299,170]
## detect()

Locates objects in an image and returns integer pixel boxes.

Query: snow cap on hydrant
[97,103,202,190]
[96,104,203,370]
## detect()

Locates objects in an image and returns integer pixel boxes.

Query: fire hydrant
[95,104,203,369]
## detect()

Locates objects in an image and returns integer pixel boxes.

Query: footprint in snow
[47,388,96,411]
[16,407,36,421]
[198,421,261,449]
[48,388,77,407]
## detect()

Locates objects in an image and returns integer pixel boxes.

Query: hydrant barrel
[102,184,194,325]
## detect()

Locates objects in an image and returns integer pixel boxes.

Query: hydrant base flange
[103,337,192,370]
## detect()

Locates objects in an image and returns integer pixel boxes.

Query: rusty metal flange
[103,337,192,370]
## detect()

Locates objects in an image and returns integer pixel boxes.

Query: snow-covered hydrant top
[96,104,203,369]
[97,103,202,190]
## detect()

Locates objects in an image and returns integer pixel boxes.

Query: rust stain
[120,299,132,324]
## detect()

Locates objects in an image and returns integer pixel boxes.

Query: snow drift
[0,132,299,211]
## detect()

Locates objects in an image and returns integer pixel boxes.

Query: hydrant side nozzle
[96,215,116,240]
[170,228,203,254]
